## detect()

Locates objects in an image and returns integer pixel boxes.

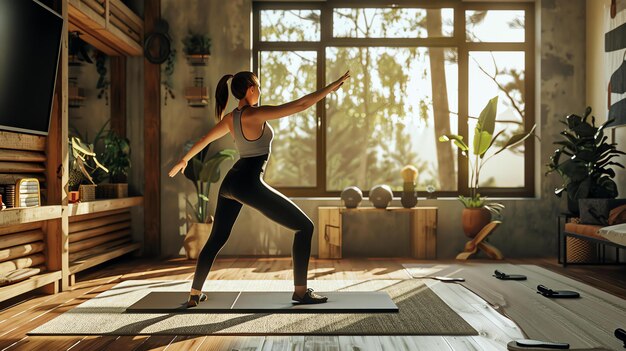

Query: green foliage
[161,48,176,105]
[68,136,108,190]
[183,140,237,223]
[94,50,109,104]
[440,96,536,210]
[545,106,624,206]
[182,30,211,55]
[98,130,131,183]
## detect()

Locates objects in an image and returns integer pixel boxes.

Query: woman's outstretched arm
[168,116,230,177]
[249,70,350,122]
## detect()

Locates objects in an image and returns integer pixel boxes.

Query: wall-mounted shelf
[68,196,143,217]
[0,206,63,227]
[0,270,62,304]
[68,0,143,56]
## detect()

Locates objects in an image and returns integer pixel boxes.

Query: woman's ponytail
[215,74,234,121]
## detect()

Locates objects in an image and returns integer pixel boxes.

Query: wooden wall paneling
[0,131,47,152]
[0,149,47,162]
[68,207,128,223]
[0,242,45,264]
[69,221,131,243]
[68,236,131,262]
[143,0,160,257]
[0,254,46,275]
[0,230,45,250]
[110,56,127,137]
[0,222,42,236]
[68,211,131,232]
[45,0,70,293]
[69,229,131,253]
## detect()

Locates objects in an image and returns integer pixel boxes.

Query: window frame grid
[252,0,535,198]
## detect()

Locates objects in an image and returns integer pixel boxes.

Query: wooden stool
[456,220,504,260]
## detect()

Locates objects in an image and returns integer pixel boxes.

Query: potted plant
[181,140,237,259]
[545,106,624,215]
[68,136,108,202]
[96,129,131,198]
[439,96,536,237]
[182,30,211,65]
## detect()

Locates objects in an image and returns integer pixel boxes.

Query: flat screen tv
[0,0,64,136]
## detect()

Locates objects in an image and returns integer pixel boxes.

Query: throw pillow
[608,204,626,225]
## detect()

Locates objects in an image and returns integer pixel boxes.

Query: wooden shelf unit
[317,206,438,259]
[0,270,62,304]
[67,197,143,283]
[0,217,64,303]
[68,0,143,56]
[68,196,143,216]
[0,206,62,227]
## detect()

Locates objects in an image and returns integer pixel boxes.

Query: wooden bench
[562,222,626,267]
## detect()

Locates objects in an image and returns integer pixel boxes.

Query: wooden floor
[0,256,623,350]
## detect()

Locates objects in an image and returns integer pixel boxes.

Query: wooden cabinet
[68,0,143,56]
[0,0,145,303]
[318,206,438,259]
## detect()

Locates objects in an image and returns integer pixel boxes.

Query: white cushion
[598,223,626,246]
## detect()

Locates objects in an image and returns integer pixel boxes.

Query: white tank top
[232,106,274,158]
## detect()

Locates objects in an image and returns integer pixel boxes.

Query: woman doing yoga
[168,70,351,308]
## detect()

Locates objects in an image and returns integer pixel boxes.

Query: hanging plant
[161,47,176,105]
[182,31,211,55]
[94,50,110,105]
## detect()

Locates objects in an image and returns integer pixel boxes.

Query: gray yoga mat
[126,291,398,313]
[27,279,478,336]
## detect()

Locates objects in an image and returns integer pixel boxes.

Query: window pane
[259,51,317,187]
[326,47,458,193]
[333,8,453,38]
[260,10,320,41]
[468,51,525,188]
[466,10,525,42]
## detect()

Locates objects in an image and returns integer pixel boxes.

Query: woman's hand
[168,159,188,177]
[332,70,351,92]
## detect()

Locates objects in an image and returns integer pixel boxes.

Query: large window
[253,1,535,197]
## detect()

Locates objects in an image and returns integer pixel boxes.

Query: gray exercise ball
[341,186,363,208]
[369,184,393,209]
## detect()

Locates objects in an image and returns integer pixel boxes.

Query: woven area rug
[27,279,478,336]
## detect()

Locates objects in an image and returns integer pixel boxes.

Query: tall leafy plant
[183,141,237,223]
[99,129,131,183]
[439,96,536,215]
[545,106,624,213]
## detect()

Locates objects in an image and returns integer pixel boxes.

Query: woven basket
[96,183,128,199]
[78,184,96,202]
[566,236,598,263]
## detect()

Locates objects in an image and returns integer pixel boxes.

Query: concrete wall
[587,0,626,198]
[141,0,593,259]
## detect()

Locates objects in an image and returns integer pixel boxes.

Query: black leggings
[190,153,315,291]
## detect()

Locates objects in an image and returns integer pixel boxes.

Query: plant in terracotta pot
[181,140,237,259]
[182,30,211,65]
[545,106,624,215]
[439,96,536,238]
